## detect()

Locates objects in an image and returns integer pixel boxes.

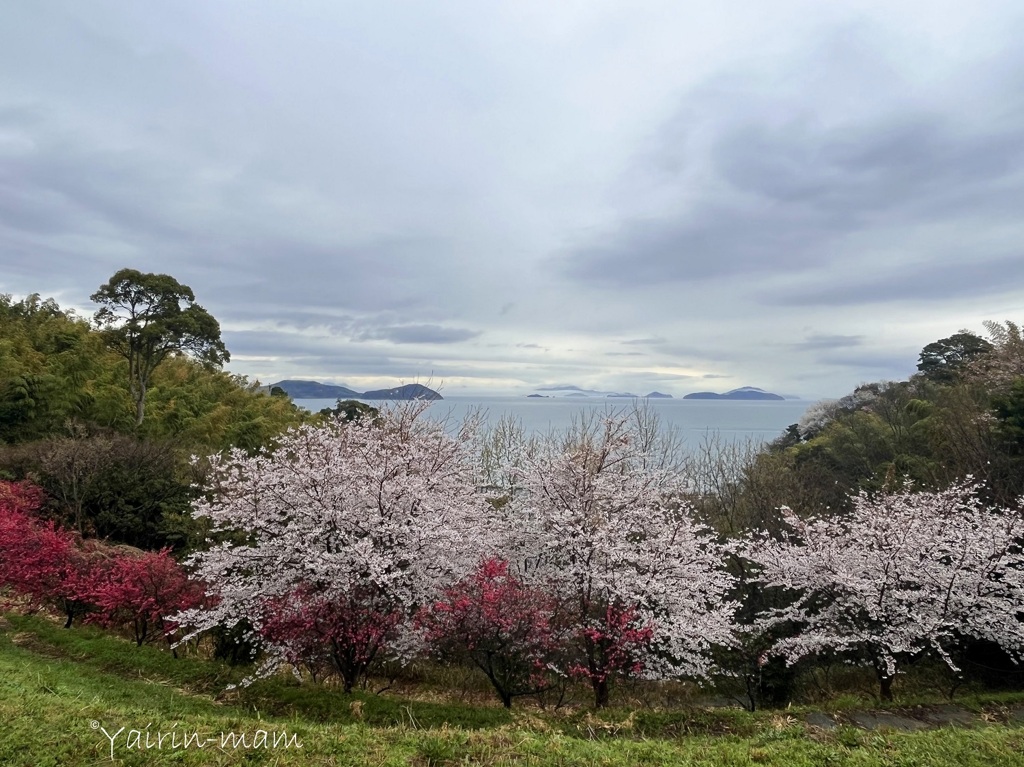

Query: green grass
[4,613,1024,766]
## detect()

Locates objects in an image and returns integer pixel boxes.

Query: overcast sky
[2,1,1022,399]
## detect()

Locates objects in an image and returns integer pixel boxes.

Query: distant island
[683,386,785,401]
[271,380,443,401]
[362,384,442,400]
[606,392,674,399]
[530,387,675,399]
[270,380,361,399]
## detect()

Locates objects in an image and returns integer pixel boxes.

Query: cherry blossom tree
[418,558,558,708]
[498,410,738,707]
[176,401,493,683]
[744,481,1024,700]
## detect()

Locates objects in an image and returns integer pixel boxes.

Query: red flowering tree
[259,584,401,692]
[568,604,655,708]
[0,481,51,602]
[0,480,45,518]
[0,480,91,627]
[84,548,205,646]
[419,558,557,708]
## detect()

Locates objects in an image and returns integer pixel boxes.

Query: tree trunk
[592,677,609,708]
[341,667,356,694]
[873,659,896,701]
[135,377,146,426]
[879,674,894,701]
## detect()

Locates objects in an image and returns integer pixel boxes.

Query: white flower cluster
[743,479,1024,688]
[176,403,739,682]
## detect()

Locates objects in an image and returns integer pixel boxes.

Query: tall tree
[917,332,993,384]
[91,269,229,426]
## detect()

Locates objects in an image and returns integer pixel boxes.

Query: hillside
[5,613,1024,766]
[683,387,785,401]
[271,380,442,400]
[270,379,362,399]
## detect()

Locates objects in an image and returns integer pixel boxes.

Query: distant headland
[270,380,443,401]
[683,386,785,401]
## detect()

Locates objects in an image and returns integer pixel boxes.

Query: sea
[294,396,813,448]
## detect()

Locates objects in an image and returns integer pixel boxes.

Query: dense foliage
[0,287,303,455]
[0,282,307,552]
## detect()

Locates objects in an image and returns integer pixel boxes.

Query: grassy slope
[3,614,1024,766]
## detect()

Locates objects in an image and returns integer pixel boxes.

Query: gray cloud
[559,25,1024,298]
[353,324,481,345]
[816,350,918,378]
[777,253,1024,306]
[621,337,668,346]
[793,334,865,351]
[561,204,835,285]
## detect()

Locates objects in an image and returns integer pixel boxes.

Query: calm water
[295,396,813,447]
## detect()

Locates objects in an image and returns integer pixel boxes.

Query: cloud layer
[2,1,1022,398]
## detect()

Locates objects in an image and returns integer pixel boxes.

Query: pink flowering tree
[176,401,492,684]
[499,411,738,707]
[744,481,1024,700]
[418,558,558,708]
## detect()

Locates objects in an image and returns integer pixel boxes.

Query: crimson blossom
[567,603,655,702]
[0,480,91,627]
[83,547,205,646]
[260,583,402,692]
[176,401,493,682]
[418,558,558,708]
[744,481,1024,700]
